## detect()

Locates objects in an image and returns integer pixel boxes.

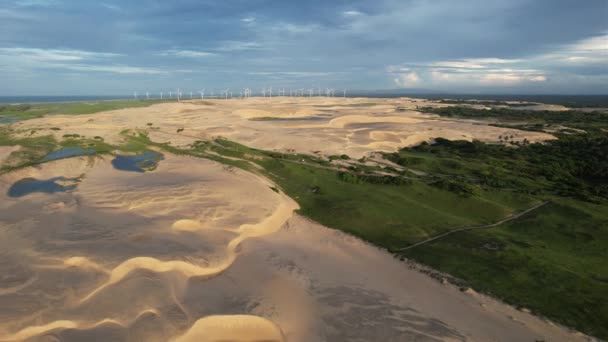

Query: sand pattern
[0,99,588,341]
[11,97,554,159]
[0,153,589,341]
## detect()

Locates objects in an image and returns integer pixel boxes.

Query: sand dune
[10,97,554,159]
[0,151,589,341]
[171,315,284,342]
[0,98,586,341]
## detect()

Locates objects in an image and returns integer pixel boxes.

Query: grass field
[404,198,608,338]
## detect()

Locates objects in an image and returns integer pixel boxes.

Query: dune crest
[171,315,284,342]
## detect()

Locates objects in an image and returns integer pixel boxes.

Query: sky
[0,0,607,95]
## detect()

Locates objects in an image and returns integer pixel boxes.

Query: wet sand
[0,152,590,341]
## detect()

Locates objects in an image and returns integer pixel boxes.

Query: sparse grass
[0,100,169,122]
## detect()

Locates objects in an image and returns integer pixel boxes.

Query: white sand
[9,97,555,160]
[0,153,590,341]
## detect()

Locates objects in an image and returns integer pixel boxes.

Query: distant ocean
[1,94,607,107]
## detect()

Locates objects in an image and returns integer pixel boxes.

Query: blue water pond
[0,114,19,125]
[111,151,164,173]
[8,177,79,198]
[42,147,96,162]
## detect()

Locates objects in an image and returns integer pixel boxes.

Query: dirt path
[397,200,551,251]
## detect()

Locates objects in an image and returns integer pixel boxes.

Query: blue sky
[1,0,607,95]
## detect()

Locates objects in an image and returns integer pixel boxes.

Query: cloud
[431,58,522,70]
[343,10,363,17]
[538,33,608,66]
[0,47,162,75]
[59,64,167,74]
[394,72,420,88]
[0,47,120,62]
[249,71,333,78]
[280,23,319,34]
[15,0,56,7]
[216,41,263,51]
[160,49,216,58]
[1,1,606,94]
[389,56,549,87]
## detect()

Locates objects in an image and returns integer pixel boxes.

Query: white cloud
[60,64,167,74]
[343,10,363,17]
[241,17,256,23]
[0,47,120,62]
[249,71,333,78]
[539,33,608,65]
[431,58,522,70]
[529,75,547,82]
[281,23,319,34]
[390,57,547,87]
[160,49,216,58]
[15,0,56,7]
[0,47,164,75]
[216,41,263,51]
[394,72,420,88]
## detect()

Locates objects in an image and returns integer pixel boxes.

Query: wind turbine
[160,91,164,100]
[134,91,138,100]
[177,88,181,102]
[199,89,205,99]
[190,91,193,100]
[268,87,272,98]
[146,91,150,100]
[343,89,347,98]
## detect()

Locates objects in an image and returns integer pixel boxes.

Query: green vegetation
[436,99,532,107]
[404,198,608,338]
[420,106,608,131]
[0,100,168,122]
[408,94,608,108]
[385,136,608,202]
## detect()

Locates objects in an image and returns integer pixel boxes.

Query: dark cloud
[0,0,606,94]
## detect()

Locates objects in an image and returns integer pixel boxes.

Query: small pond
[0,115,19,125]
[42,147,96,162]
[8,177,79,198]
[111,151,164,173]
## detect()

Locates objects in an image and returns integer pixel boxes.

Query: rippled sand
[0,153,588,341]
[11,97,554,159]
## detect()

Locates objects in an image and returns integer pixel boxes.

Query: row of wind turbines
[133,87,347,101]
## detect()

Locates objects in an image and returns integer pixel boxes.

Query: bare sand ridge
[11,97,554,159]
[0,151,589,341]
